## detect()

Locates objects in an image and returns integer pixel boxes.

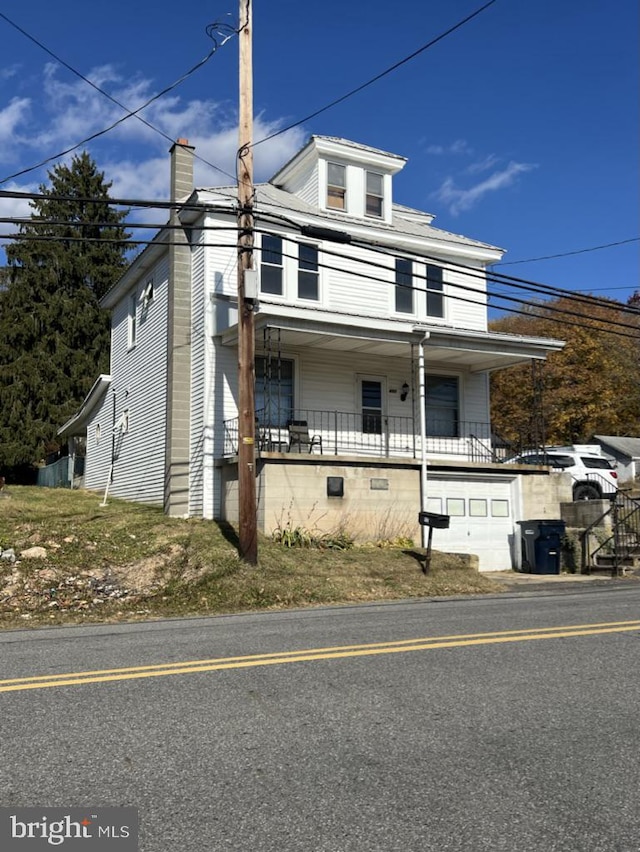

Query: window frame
[365,171,384,218]
[260,234,284,296]
[297,242,320,301]
[425,374,459,438]
[426,264,445,318]
[394,257,414,314]
[255,355,295,428]
[127,291,137,349]
[326,162,347,211]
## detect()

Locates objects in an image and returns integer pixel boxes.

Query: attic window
[327,163,346,210]
[365,172,384,218]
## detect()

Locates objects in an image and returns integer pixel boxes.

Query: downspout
[418,332,430,548]
[100,389,116,507]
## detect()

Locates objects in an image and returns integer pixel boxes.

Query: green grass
[0,486,503,629]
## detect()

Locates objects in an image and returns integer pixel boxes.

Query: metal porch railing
[582,491,640,576]
[223,409,505,463]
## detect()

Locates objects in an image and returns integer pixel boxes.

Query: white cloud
[0,65,21,81]
[432,161,537,215]
[0,180,39,252]
[425,139,473,156]
[0,61,306,250]
[466,154,499,174]
[0,97,31,149]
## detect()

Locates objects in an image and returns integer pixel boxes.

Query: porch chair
[287,420,323,454]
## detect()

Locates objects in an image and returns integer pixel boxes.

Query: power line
[248,214,640,319]
[255,239,640,339]
[253,0,497,147]
[344,235,640,318]
[3,223,639,339]
[3,205,638,324]
[494,237,640,265]
[0,187,236,213]
[0,16,241,186]
[2,184,638,323]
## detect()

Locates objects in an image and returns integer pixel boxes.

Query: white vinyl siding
[278,160,319,207]
[105,254,170,505]
[189,237,206,516]
[445,264,488,331]
[83,392,113,492]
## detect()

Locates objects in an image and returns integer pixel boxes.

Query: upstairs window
[426,264,444,318]
[327,163,346,210]
[298,243,319,301]
[395,258,413,314]
[365,171,384,218]
[260,235,283,295]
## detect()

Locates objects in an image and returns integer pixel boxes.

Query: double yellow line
[1,619,639,693]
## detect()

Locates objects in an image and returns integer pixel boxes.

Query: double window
[395,258,413,314]
[260,235,283,295]
[327,163,346,210]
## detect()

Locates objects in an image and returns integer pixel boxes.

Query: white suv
[507,447,618,500]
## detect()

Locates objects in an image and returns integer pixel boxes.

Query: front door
[358,376,387,455]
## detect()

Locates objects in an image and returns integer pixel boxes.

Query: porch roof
[57,374,112,438]
[222,310,564,373]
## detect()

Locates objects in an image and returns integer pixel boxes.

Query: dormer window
[365,172,384,218]
[327,163,346,210]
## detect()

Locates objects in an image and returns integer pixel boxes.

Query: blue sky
[0,0,638,312]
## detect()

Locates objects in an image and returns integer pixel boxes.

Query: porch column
[418,333,430,548]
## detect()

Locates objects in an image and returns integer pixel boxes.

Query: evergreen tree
[0,152,129,478]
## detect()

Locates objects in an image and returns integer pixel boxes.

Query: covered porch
[221,310,563,464]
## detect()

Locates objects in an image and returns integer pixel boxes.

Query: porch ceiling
[221,313,563,373]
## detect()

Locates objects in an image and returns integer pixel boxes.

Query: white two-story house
[60,136,564,570]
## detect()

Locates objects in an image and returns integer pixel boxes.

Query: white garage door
[425,476,517,572]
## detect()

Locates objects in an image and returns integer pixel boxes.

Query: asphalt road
[2,587,640,851]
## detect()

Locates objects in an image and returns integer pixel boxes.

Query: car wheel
[573,483,601,501]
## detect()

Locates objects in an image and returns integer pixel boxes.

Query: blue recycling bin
[517,520,566,574]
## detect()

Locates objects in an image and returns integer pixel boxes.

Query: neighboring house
[59,136,565,570]
[592,436,640,484]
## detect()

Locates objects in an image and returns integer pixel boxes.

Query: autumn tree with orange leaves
[490,296,640,447]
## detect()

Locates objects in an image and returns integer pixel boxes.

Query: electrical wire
[0,187,236,213]
[344,235,640,318]
[2,208,638,324]
[3,223,639,340]
[1,183,637,321]
[2,181,638,328]
[253,0,497,147]
[0,16,242,186]
[250,217,640,319]
[259,242,640,340]
[493,237,640,266]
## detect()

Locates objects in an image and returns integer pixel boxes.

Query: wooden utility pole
[237,0,258,563]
